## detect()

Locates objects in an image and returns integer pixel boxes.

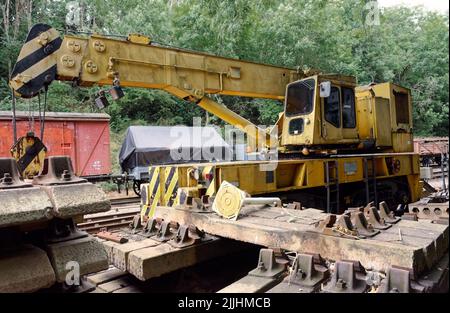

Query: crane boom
[10,24,305,148]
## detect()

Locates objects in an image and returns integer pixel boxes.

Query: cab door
[341,87,358,140]
[321,85,342,142]
[321,85,358,143]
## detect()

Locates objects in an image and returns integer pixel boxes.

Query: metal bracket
[152,220,177,242]
[316,214,337,235]
[32,156,86,186]
[0,158,32,189]
[46,218,88,243]
[287,253,329,288]
[178,196,211,213]
[379,201,400,224]
[169,224,205,248]
[334,215,360,238]
[248,249,286,278]
[317,214,358,238]
[366,207,392,229]
[378,267,426,293]
[129,214,142,234]
[191,197,206,211]
[350,211,380,237]
[142,218,159,237]
[286,201,302,210]
[323,260,368,293]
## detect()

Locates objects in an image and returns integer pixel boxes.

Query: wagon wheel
[133,180,142,196]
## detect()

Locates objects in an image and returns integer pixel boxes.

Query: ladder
[325,160,339,213]
[363,157,377,207]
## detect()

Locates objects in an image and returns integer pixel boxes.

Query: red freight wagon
[413,137,449,166]
[0,111,111,178]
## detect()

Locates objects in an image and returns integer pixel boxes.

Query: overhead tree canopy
[1,0,448,136]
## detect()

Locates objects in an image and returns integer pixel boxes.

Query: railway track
[78,196,141,234]
[432,167,449,179]
[73,194,448,294]
[110,196,141,206]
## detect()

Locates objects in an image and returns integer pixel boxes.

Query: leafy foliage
[0,0,448,136]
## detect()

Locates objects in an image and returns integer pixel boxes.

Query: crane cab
[281,74,360,150]
[280,74,413,153]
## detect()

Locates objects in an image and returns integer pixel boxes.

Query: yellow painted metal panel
[374,97,392,146]
[392,133,413,152]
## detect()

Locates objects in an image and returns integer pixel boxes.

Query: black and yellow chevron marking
[163,167,179,207]
[201,166,216,197]
[10,135,47,178]
[9,24,62,98]
[140,165,217,220]
[140,166,161,219]
[140,166,180,220]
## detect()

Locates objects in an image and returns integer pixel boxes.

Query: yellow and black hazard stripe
[140,166,181,220]
[201,166,216,197]
[10,134,47,178]
[140,166,161,219]
[9,24,62,98]
[163,166,179,207]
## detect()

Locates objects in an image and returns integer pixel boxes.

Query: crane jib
[9,24,62,98]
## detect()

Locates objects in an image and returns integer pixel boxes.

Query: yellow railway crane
[9,24,421,218]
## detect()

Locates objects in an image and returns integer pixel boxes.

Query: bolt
[61,170,71,181]
[93,40,106,52]
[1,172,13,185]
[257,261,266,271]
[67,40,81,53]
[336,278,346,289]
[85,60,98,73]
[44,74,53,83]
[37,32,49,46]
[297,269,306,279]
[61,55,75,68]
[44,207,53,219]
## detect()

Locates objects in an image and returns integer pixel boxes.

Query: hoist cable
[38,90,42,136]
[41,88,48,141]
[11,89,17,144]
[28,98,32,131]
[31,97,35,133]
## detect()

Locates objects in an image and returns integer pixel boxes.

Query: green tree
[1,0,448,136]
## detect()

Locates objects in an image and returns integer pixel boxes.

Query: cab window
[324,86,340,128]
[285,79,315,116]
[342,87,356,128]
[394,91,410,124]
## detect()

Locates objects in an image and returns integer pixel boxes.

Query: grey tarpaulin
[119,126,233,175]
